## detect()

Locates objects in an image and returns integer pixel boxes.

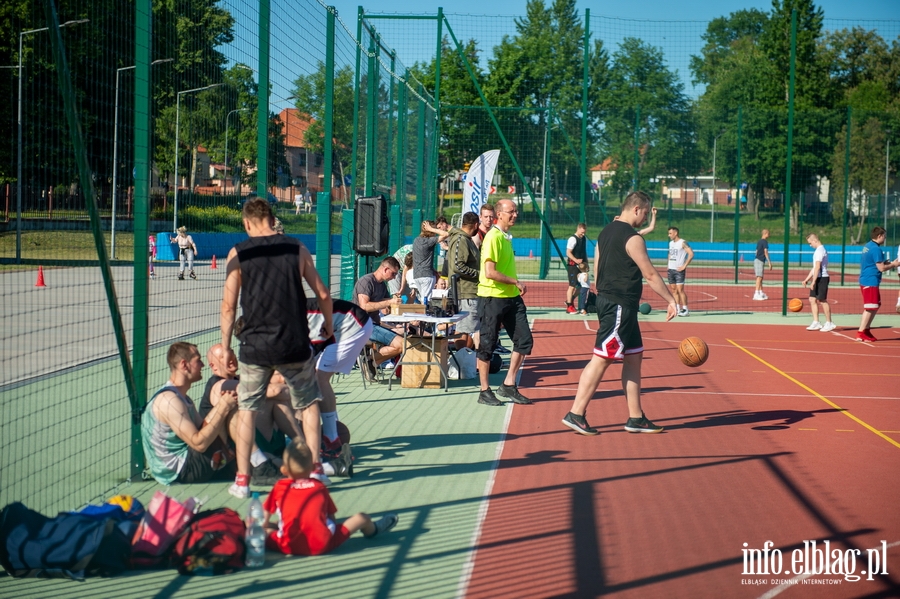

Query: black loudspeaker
[354,195,389,256]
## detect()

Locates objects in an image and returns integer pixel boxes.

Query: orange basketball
[788,298,803,313]
[678,336,709,368]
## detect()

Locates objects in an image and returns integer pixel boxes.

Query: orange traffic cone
[528,250,534,259]
[211,255,217,269]
[740,254,744,263]
[35,265,46,287]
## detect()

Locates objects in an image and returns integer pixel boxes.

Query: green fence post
[579,8,589,225]
[341,209,355,300]
[256,0,271,197]
[733,106,743,284]
[365,36,378,197]
[841,106,852,286]
[416,98,425,212]
[396,69,408,236]
[390,203,401,252]
[540,105,553,279]
[317,192,332,285]
[781,8,797,315]
[131,0,153,478]
[386,51,395,196]
[318,5,336,287]
[350,7,363,207]
[433,7,443,216]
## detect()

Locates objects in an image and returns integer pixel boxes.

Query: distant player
[753,229,772,300]
[666,227,694,317]
[148,234,157,279]
[801,234,835,332]
[856,226,900,342]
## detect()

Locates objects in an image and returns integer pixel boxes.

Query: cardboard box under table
[401,336,448,389]
[380,312,467,392]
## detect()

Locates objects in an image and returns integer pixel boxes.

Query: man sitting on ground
[141,342,238,485]
[200,344,304,483]
[354,256,403,372]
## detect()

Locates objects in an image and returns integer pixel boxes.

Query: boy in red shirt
[263,441,398,555]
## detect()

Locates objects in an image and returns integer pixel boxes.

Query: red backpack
[170,508,246,575]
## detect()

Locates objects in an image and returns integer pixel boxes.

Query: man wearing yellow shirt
[476,199,533,407]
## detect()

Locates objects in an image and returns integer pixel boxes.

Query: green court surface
[0,355,510,598]
[0,308,873,598]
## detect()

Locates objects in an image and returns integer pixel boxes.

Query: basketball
[788,298,803,312]
[337,421,351,445]
[678,336,709,368]
[639,302,652,315]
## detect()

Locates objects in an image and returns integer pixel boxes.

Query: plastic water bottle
[245,492,266,568]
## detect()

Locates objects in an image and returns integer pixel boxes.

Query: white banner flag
[462,149,500,215]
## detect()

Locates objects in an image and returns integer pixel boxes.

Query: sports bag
[131,491,198,568]
[0,502,131,580]
[170,508,246,575]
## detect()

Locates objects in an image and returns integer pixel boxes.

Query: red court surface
[463,320,900,599]
[526,279,898,314]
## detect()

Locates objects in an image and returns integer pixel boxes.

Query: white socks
[250,448,267,467]
[321,411,338,443]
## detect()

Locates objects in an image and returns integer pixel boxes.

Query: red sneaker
[566,304,576,314]
[856,330,876,342]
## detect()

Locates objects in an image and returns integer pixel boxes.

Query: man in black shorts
[565,223,588,313]
[562,191,677,435]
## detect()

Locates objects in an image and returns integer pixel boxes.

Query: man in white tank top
[666,227,694,316]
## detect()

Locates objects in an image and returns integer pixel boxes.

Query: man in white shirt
[802,234,835,331]
[666,227,694,317]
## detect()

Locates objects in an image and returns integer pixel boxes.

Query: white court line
[533,386,896,401]
[757,541,900,599]
[456,316,537,597]
[454,402,514,599]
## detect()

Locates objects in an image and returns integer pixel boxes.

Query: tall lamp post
[173,83,223,232]
[15,18,89,264]
[110,58,172,258]
[224,108,249,195]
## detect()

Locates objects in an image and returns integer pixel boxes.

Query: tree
[831,116,888,243]
[599,37,694,198]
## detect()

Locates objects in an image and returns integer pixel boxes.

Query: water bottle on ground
[245,492,266,568]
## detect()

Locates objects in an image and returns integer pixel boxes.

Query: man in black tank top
[561,191,677,436]
[221,198,333,498]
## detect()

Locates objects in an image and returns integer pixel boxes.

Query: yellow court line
[726,338,900,450]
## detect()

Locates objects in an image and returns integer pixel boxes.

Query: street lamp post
[110,58,172,258]
[173,83,223,232]
[15,19,89,263]
[224,108,248,196]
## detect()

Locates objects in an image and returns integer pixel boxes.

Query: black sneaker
[366,513,399,538]
[562,412,599,435]
[178,272,185,280]
[478,388,503,406]
[624,414,664,433]
[189,270,197,279]
[493,343,510,355]
[328,443,354,478]
[362,347,377,381]
[251,459,284,485]
[496,383,532,405]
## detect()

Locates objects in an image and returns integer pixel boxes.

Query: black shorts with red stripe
[593,294,643,360]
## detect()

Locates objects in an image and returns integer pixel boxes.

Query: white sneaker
[679,308,690,317]
[760,293,768,300]
[228,483,250,499]
[753,293,765,301]
[806,321,822,331]
[820,322,836,332]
